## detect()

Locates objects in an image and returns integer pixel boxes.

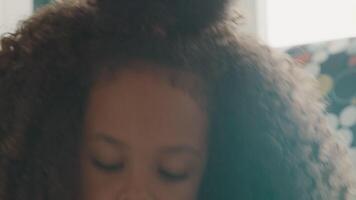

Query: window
[259,0,356,47]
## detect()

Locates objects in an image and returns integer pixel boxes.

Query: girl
[0,0,354,199]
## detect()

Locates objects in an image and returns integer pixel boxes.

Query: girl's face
[80,63,208,200]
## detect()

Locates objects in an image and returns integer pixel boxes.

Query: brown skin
[80,62,208,200]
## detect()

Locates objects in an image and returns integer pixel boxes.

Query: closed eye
[158,168,189,182]
[91,157,124,173]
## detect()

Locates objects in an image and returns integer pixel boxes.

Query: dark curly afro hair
[0,0,355,199]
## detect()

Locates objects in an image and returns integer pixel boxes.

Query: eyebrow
[160,146,203,160]
[94,133,203,159]
[94,133,128,148]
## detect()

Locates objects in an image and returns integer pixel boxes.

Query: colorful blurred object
[287,38,356,148]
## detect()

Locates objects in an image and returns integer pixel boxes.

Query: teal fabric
[34,0,52,9]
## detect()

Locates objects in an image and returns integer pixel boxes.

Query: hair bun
[92,0,230,36]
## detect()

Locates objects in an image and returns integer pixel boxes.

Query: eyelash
[158,168,189,182]
[92,158,189,182]
[92,158,124,172]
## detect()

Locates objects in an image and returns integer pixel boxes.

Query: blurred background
[1,0,356,47]
[0,0,355,164]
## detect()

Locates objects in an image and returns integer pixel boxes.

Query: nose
[115,173,154,200]
[116,187,154,200]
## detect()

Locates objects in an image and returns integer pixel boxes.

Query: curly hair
[0,1,355,199]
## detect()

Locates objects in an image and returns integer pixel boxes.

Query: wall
[0,0,32,35]
[236,0,266,43]
[236,0,257,35]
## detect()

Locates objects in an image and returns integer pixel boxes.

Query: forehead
[83,62,208,150]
